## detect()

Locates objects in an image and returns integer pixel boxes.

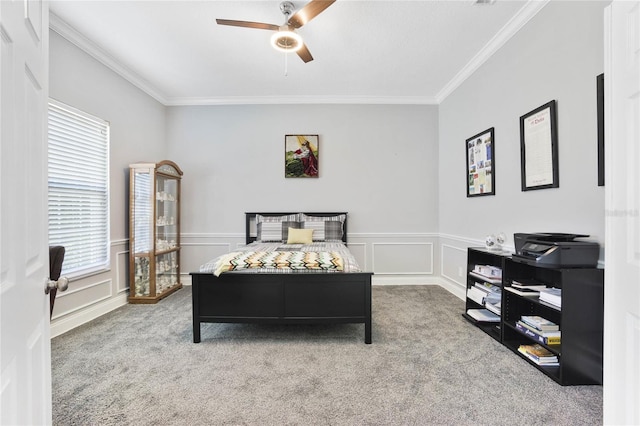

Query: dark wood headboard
[245,212,348,245]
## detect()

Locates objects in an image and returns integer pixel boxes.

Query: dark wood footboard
[190,271,373,344]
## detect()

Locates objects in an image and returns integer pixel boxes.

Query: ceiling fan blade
[215,19,280,31]
[296,43,314,63]
[288,0,336,29]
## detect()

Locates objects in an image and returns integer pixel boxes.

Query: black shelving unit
[502,258,604,385]
[462,247,510,343]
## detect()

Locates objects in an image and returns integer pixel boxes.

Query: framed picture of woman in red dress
[285,135,319,178]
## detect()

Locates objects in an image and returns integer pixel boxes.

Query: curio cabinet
[129,160,183,303]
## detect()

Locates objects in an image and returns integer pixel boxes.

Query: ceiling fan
[216,0,336,63]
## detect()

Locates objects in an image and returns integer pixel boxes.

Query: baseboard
[372,275,439,286]
[181,274,192,286]
[50,292,129,339]
[437,278,466,301]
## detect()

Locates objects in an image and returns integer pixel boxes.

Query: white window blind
[48,99,110,278]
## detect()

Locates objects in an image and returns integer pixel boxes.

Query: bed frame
[190,212,373,344]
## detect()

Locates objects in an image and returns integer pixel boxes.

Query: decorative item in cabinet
[462,247,511,343]
[129,160,183,304]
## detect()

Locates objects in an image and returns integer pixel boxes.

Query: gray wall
[167,104,438,234]
[49,30,166,334]
[166,104,441,280]
[438,0,607,295]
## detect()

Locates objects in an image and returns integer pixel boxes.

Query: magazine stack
[539,287,562,309]
[517,343,559,367]
[515,315,561,345]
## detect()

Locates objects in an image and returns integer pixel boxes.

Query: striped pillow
[256,214,301,242]
[257,222,283,242]
[301,214,346,241]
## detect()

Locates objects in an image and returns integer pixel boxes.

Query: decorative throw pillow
[255,214,300,242]
[300,213,346,241]
[323,221,343,241]
[257,222,283,242]
[281,221,301,241]
[256,214,300,224]
[286,227,313,244]
[301,220,325,241]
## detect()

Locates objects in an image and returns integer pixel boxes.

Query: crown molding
[435,0,551,103]
[163,95,438,106]
[49,12,170,105]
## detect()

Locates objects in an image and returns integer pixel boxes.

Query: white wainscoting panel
[372,242,433,274]
[346,242,366,271]
[440,243,468,300]
[180,242,231,275]
[52,278,112,319]
[441,244,467,287]
[438,235,487,301]
[115,247,129,293]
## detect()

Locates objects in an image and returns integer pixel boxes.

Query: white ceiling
[49,0,548,106]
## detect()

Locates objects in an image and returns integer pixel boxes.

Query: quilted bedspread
[213,250,344,277]
[200,241,362,276]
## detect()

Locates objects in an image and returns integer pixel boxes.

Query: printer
[513,233,599,268]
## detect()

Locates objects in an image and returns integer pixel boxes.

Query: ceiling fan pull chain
[284,51,288,77]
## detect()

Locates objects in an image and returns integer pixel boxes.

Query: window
[48,99,110,278]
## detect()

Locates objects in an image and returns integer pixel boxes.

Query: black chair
[48,246,66,319]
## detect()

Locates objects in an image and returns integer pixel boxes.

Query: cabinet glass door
[155,175,178,252]
[155,251,178,294]
[155,174,179,296]
[132,169,153,297]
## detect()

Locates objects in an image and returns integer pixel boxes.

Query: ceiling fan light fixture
[271,30,303,52]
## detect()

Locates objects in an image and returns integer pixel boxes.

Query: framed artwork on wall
[285,135,319,178]
[519,100,559,191]
[466,127,495,197]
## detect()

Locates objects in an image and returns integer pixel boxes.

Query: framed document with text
[519,100,558,191]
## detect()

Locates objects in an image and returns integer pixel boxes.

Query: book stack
[515,315,561,345]
[539,287,562,308]
[512,278,547,290]
[466,308,500,323]
[484,299,501,316]
[517,344,559,366]
[474,264,502,278]
[467,281,502,312]
[470,265,502,284]
[504,278,547,297]
[466,286,487,305]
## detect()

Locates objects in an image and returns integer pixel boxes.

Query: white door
[603,1,640,425]
[0,0,51,425]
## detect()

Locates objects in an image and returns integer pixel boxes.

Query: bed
[190,212,373,344]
